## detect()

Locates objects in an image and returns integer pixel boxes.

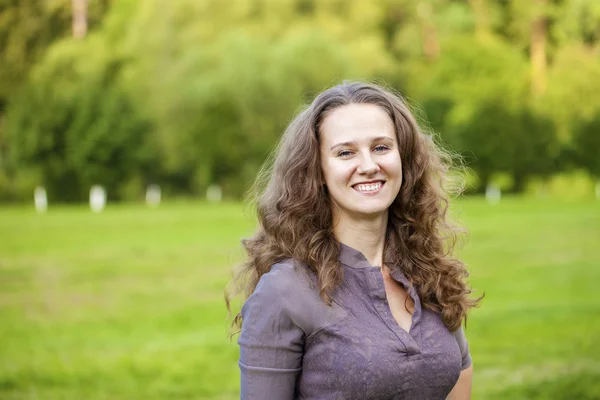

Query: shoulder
[245,258,340,336]
[245,258,318,320]
[265,258,315,286]
[254,258,316,299]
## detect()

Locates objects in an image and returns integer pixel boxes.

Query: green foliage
[451,103,557,191]
[414,35,559,191]
[572,115,600,177]
[538,44,600,177]
[0,0,110,105]
[2,0,600,200]
[91,0,365,198]
[5,37,156,201]
[526,169,598,198]
[540,44,600,141]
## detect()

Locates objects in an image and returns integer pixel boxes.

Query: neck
[332,210,388,267]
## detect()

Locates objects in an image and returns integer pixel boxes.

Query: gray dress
[238,243,472,399]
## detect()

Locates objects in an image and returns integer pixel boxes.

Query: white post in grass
[146,184,161,207]
[34,186,48,213]
[206,184,222,203]
[485,183,501,205]
[90,185,106,212]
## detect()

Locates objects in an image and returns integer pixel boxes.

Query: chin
[351,204,391,218]
[332,196,393,220]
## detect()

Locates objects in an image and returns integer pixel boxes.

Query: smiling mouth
[352,181,385,194]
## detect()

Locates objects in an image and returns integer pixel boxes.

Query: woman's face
[319,103,403,221]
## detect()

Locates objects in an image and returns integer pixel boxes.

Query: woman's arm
[446,364,473,400]
[447,326,473,399]
[238,267,304,399]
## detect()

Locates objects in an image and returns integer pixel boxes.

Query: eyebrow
[330,136,395,151]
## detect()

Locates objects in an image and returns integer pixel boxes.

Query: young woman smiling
[227,81,482,400]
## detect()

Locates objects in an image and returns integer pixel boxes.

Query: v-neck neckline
[338,242,423,351]
[382,266,415,332]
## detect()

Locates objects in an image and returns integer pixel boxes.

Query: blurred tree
[572,114,600,178]
[0,0,110,112]
[414,33,560,191]
[454,103,557,191]
[0,0,67,107]
[100,0,369,197]
[530,0,549,96]
[541,45,600,139]
[497,0,600,96]
[539,44,600,176]
[0,0,110,193]
[468,0,491,38]
[551,0,600,48]
[533,0,600,176]
[72,0,88,39]
[5,37,156,201]
[416,1,440,60]
[1,0,599,200]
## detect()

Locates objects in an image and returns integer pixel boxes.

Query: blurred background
[0,0,599,399]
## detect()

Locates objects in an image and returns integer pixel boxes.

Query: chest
[296,273,462,399]
[382,268,415,333]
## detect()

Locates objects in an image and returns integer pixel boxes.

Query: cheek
[384,155,403,177]
[335,162,355,184]
[390,154,402,176]
[321,160,335,188]
[322,159,354,188]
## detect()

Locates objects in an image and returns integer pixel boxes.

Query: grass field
[0,197,599,399]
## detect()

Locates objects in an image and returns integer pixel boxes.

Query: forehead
[319,103,396,146]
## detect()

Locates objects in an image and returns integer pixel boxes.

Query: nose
[357,153,380,175]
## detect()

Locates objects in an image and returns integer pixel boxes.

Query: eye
[337,149,354,158]
[374,144,390,153]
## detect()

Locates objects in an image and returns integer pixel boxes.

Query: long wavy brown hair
[226,81,482,333]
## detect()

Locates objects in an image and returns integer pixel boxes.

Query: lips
[352,180,385,194]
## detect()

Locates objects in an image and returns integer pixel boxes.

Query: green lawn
[0,198,598,399]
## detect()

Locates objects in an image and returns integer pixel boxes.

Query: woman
[227,81,482,399]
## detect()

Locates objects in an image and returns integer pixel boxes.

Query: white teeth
[355,182,382,192]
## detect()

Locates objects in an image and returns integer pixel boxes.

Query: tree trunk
[530,0,547,96]
[512,172,526,193]
[72,0,87,39]
[417,2,439,60]
[468,0,489,38]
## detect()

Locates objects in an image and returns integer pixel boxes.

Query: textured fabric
[239,243,472,400]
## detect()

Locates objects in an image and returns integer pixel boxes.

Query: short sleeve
[238,265,305,400]
[453,327,472,370]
